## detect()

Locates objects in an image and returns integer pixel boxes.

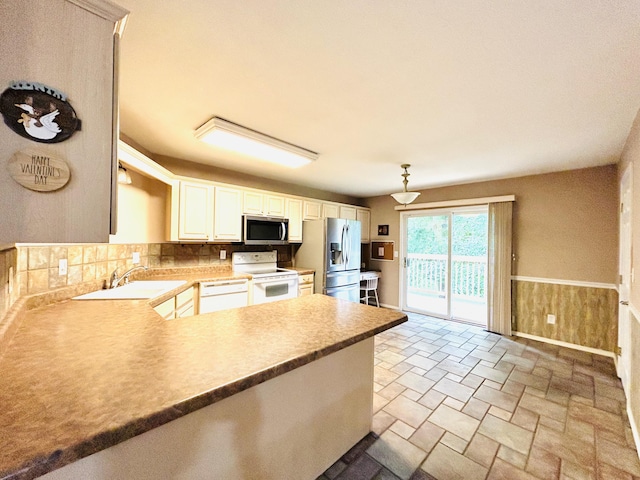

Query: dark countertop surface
[0,268,405,480]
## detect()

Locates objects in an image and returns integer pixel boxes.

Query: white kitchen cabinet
[243,191,264,215]
[154,287,195,320]
[176,287,195,317]
[339,206,357,220]
[242,191,285,217]
[303,200,322,220]
[356,208,371,243]
[322,203,339,219]
[265,195,286,217]
[213,187,243,241]
[287,198,303,243]
[298,273,314,296]
[177,181,213,241]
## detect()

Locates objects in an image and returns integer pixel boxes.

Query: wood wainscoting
[512,277,618,352]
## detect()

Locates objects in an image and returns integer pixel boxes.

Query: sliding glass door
[402,207,488,325]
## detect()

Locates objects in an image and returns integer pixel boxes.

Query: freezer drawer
[325,270,361,289]
[325,283,359,303]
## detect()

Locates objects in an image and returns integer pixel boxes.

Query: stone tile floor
[318,312,640,480]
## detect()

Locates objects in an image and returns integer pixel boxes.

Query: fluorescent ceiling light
[195,117,318,168]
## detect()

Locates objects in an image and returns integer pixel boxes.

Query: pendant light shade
[390,164,420,205]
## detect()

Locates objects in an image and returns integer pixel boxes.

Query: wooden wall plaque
[8,149,71,192]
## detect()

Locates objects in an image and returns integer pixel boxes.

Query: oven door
[252,276,299,304]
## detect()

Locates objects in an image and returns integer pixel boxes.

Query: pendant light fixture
[390,164,420,205]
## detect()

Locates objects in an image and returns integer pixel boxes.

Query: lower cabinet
[155,287,195,320]
[298,273,314,297]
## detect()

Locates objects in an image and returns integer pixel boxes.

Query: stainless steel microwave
[243,216,289,245]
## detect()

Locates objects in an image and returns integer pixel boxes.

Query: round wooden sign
[8,149,71,192]
[0,82,81,143]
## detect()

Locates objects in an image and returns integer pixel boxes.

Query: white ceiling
[117,0,640,198]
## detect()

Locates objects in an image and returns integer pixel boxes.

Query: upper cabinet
[339,206,357,220]
[265,195,286,217]
[356,208,371,243]
[172,180,212,241]
[0,0,129,243]
[287,198,303,243]
[242,191,286,217]
[243,191,264,216]
[213,186,242,241]
[303,200,322,220]
[322,203,339,219]
[168,181,242,242]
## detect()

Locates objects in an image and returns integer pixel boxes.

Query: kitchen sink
[73,280,187,300]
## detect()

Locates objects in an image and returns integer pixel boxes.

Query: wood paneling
[512,280,618,351]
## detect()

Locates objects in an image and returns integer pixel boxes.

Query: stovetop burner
[231,251,297,278]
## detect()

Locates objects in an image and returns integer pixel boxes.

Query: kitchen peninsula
[0,284,406,480]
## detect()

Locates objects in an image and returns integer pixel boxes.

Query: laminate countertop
[0,272,406,480]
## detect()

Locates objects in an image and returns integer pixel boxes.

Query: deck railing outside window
[406,253,487,300]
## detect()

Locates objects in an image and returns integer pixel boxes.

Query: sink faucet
[110,265,149,289]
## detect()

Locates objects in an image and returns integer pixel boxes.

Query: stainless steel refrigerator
[294,218,361,302]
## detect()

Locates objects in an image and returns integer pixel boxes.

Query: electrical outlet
[58,259,67,276]
[220,249,227,260]
[547,314,556,325]
[132,252,140,264]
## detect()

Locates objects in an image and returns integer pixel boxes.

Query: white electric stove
[232,251,299,304]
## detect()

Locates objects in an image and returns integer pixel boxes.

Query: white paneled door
[618,164,632,392]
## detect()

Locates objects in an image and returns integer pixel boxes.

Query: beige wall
[365,164,619,308]
[154,154,362,206]
[110,171,168,244]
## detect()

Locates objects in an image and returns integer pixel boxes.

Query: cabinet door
[299,284,313,297]
[303,200,322,220]
[265,195,286,217]
[243,191,263,215]
[154,297,176,320]
[179,181,212,240]
[176,289,194,317]
[322,203,339,219]
[339,206,357,220]
[287,198,303,243]
[356,208,371,243]
[213,187,243,241]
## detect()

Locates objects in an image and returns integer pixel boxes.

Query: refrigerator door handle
[344,224,349,265]
[341,224,347,266]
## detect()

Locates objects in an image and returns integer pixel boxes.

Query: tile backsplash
[17,243,294,296]
[0,246,19,320]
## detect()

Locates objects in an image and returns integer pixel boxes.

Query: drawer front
[299,274,314,285]
[299,284,313,296]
